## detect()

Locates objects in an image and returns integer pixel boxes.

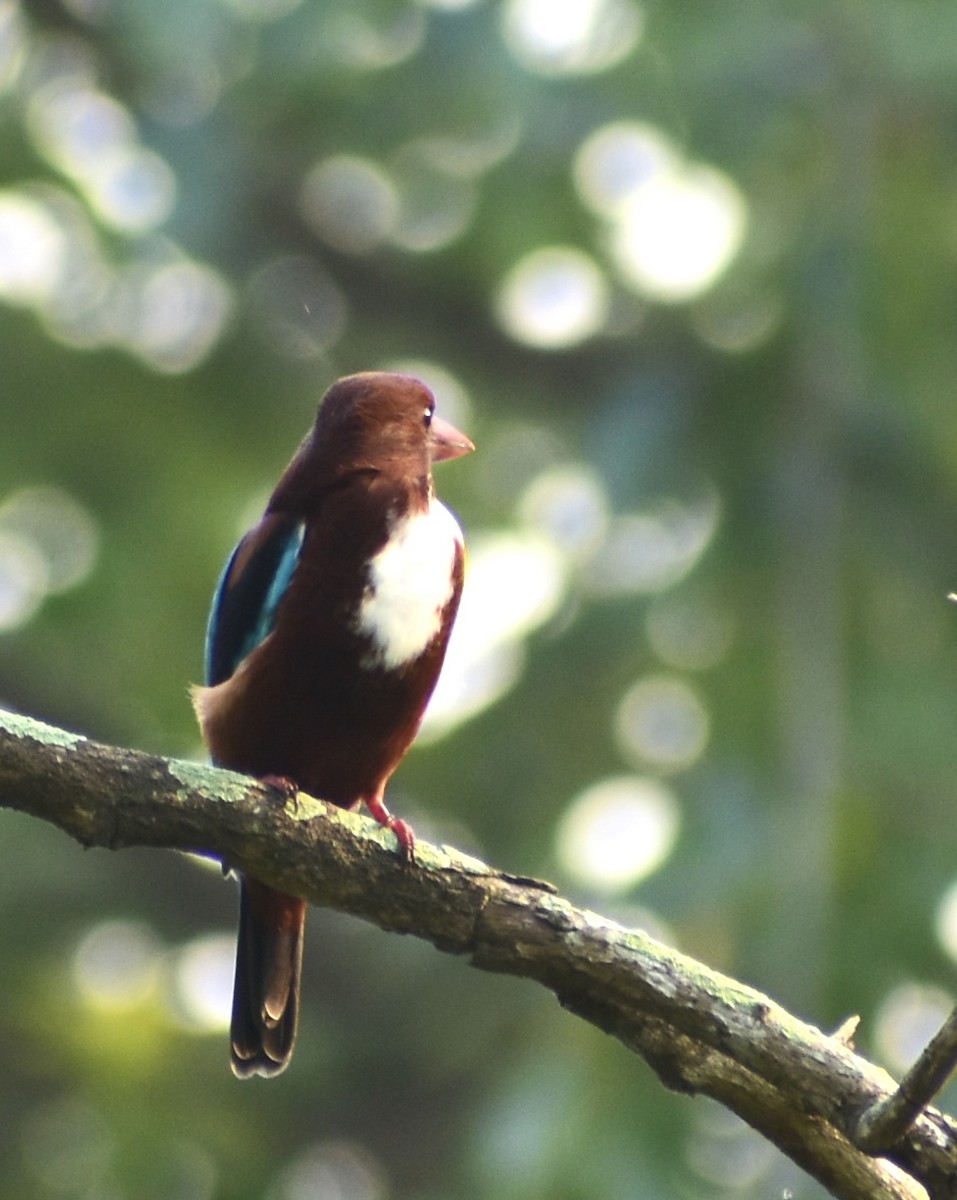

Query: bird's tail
[230,876,306,1078]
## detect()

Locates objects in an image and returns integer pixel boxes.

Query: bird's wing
[205,513,306,685]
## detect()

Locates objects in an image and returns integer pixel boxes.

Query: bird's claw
[365,795,416,862]
[260,774,300,811]
[389,817,416,863]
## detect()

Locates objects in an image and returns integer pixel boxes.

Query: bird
[191,371,473,1077]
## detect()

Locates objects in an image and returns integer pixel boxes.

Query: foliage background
[2,1,957,1197]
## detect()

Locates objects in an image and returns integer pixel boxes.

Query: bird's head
[269,372,473,512]
[319,372,473,469]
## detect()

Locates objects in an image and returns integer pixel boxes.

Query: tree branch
[856,1007,957,1154]
[0,708,954,1200]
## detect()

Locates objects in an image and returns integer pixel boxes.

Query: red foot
[365,794,416,862]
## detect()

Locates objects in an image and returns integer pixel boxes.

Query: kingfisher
[192,371,473,1077]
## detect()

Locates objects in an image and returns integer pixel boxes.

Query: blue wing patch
[205,517,305,685]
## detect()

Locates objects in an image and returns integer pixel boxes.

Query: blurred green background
[1,0,957,1196]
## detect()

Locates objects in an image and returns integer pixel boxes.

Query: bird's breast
[354,499,462,670]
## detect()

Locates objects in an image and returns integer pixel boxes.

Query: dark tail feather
[230,876,306,1078]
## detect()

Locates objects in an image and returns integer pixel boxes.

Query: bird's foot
[260,775,300,812]
[365,794,416,862]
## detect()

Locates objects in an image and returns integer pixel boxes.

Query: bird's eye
[423,405,434,428]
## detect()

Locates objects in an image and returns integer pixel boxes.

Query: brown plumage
[193,372,473,1076]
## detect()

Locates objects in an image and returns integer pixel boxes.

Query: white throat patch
[355,500,462,669]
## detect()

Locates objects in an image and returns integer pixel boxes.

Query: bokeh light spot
[0,484,99,592]
[73,919,161,1011]
[11,186,114,343]
[455,532,566,648]
[646,594,734,671]
[0,162,225,369]
[167,933,234,1033]
[615,674,709,772]
[28,81,135,177]
[247,255,348,359]
[423,532,566,737]
[473,422,568,510]
[84,145,176,233]
[28,79,176,234]
[57,0,113,25]
[588,493,720,595]
[610,165,748,302]
[272,1140,387,1200]
[557,775,680,892]
[475,1060,579,1192]
[0,0,26,93]
[0,530,48,630]
[873,982,954,1074]
[389,143,477,252]
[0,190,68,304]
[691,285,784,354]
[502,0,644,76]
[574,120,678,216]
[934,878,957,962]
[517,464,610,563]
[300,155,399,254]
[687,1104,776,1190]
[408,122,522,179]
[496,245,609,349]
[0,486,99,629]
[121,256,234,373]
[325,8,427,70]
[422,639,525,742]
